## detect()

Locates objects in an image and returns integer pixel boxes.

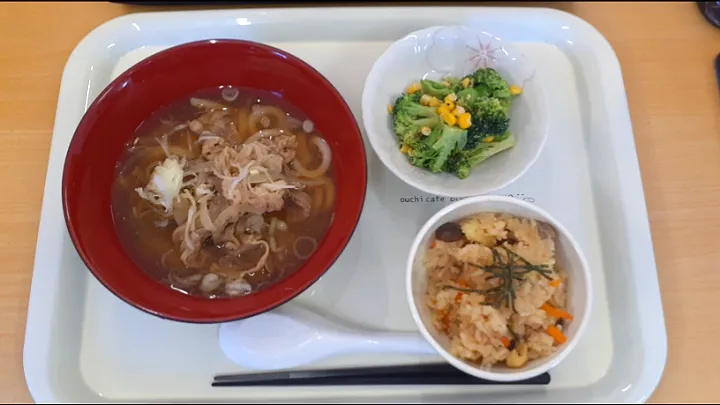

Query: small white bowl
[406,196,592,382]
[362,25,550,198]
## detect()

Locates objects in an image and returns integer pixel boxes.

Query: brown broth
[111,86,335,299]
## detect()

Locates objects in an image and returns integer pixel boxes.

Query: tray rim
[22,5,667,403]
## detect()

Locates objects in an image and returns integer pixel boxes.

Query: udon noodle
[111,86,336,298]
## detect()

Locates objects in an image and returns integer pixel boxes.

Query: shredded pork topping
[122,91,337,299]
[135,110,304,272]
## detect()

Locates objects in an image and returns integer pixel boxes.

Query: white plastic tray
[23,6,666,403]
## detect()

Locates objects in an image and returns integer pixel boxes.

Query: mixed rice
[423,213,572,369]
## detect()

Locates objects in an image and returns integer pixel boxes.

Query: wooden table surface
[1,1,718,402]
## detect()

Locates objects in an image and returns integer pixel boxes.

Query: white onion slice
[302,120,314,133]
[221,87,239,102]
[292,136,331,179]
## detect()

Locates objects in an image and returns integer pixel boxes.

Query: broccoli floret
[399,126,439,170]
[458,89,505,115]
[463,98,510,149]
[474,68,513,112]
[426,125,467,173]
[444,76,461,87]
[473,68,502,85]
[405,125,466,173]
[459,74,474,85]
[473,68,511,99]
[392,92,422,118]
[393,113,439,141]
[445,133,516,179]
[406,142,437,170]
[392,93,441,140]
[476,98,510,134]
[445,153,471,179]
[456,87,483,109]
[492,87,511,100]
[465,125,486,150]
[420,124,443,145]
[420,79,454,99]
[465,133,517,166]
[465,122,509,150]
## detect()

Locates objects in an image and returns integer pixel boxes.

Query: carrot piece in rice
[541,303,574,321]
[547,326,567,344]
[501,336,511,348]
[549,279,561,287]
[441,313,450,332]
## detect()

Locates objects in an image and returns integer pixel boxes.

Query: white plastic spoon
[218,305,438,370]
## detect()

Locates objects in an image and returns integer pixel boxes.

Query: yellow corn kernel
[407,148,415,156]
[509,85,523,96]
[387,104,394,114]
[437,105,451,116]
[461,77,472,89]
[458,113,472,129]
[441,113,457,126]
[407,82,422,94]
[441,80,451,87]
[419,94,432,106]
[444,93,458,103]
[444,101,455,111]
[420,126,432,136]
[483,136,495,143]
[451,106,466,116]
[400,144,411,154]
[428,97,442,107]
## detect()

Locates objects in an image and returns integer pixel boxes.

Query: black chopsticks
[212,363,551,387]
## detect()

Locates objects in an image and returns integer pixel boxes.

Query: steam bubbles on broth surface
[111,86,336,299]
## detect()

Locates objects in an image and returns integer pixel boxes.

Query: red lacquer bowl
[62,39,367,323]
